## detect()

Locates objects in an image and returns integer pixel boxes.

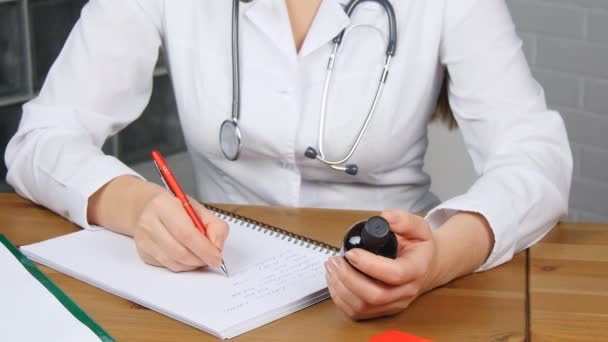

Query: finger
[156,251,200,273]
[344,299,412,320]
[330,256,417,306]
[157,197,222,267]
[327,280,358,319]
[345,248,424,286]
[326,272,354,318]
[142,213,207,267]
[190,200,230,251]
[327,259,414,320]
[136,239,197,272]
[325,259,366,318]
[135,239,163,267]
[381,210,431,241]
[326,264,359,319]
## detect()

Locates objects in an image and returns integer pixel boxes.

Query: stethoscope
[219,0,397,176]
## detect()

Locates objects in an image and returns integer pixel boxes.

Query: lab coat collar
[244,0,350,59]
[298,0,351,57]
[244,0,296,59]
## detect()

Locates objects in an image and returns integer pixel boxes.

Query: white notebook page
[21,211,336,339]
[0,238,101,342]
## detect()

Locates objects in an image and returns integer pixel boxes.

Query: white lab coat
[5,0,572,271]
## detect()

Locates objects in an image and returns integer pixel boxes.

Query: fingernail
[330,257,340,269]
[382,210,397,222]
[325,261,333,274]
[345,250,358,264]
[213,239,223,252]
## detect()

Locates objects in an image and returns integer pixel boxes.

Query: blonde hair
[431,77,457,129]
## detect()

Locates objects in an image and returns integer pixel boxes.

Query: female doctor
[6,0,571,319]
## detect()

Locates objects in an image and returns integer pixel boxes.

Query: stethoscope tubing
[335,0,397,56]
[311,0,397,175]
[220,0,397,175]
[316,39,393,166]
[219,0,243,161]
[231,0,241,122]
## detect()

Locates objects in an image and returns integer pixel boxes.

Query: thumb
[345,248,419,286]
[380,210,431,241]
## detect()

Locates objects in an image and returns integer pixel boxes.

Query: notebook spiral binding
[204,205,339,255]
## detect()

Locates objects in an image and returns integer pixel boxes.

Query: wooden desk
[529,222,608,341]
[0,194,526,341]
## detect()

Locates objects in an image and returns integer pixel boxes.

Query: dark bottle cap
[361,216,390,249]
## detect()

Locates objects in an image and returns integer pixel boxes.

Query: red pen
[151,150,229,277]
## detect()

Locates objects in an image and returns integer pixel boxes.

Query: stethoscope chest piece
[220,119,242,161]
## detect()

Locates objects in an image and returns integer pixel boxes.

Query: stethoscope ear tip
[304,147,318,159]
[345,165,358,176]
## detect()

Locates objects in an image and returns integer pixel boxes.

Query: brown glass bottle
[340,216,398,260]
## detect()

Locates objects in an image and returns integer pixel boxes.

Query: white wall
[425,0,608,223]
[424,123,476,201]
[511,0,608,222]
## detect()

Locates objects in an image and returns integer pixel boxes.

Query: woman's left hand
[325,210,437,320]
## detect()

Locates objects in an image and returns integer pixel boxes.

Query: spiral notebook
[21,206,338,339]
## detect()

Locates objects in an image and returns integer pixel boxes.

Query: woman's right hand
[87,175,229,273]
[132,191,230,272]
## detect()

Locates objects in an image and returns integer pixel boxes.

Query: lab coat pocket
[304,57,392,168]
[189,47,292,163]
[173,44,233,161]
[236,62,294,160]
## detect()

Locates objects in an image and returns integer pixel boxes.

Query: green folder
[0,234,115,342]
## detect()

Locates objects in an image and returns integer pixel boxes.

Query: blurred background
[0,0,606,222]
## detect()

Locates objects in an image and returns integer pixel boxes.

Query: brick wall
[506,0,608,222]
[426,0,608,223]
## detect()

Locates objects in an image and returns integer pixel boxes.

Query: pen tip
[220,263,230,278]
